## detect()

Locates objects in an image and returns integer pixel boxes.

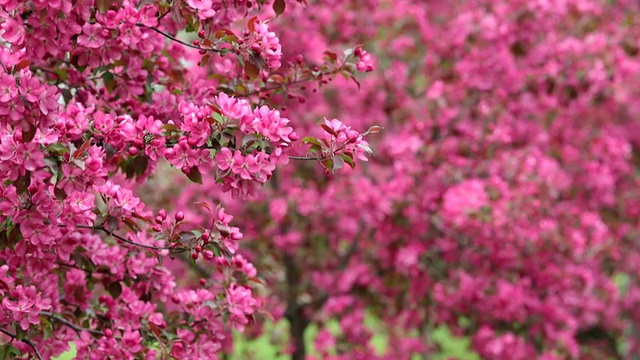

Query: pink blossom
[78,23,105,49]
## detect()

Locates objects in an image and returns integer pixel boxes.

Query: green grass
[53,314,479,359]
[52,343,75,360]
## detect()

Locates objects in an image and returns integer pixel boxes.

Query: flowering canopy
[0,0,374,358]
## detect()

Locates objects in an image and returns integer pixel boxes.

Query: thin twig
[157,10,171,22]
[238,68,344,97]
[142,25,223,53]
[0,61,9,74]
[288,154,326,161]
[40,312,104,336]
[60,224,171,251]
[55,261,92,273]
[80,225,172,250]
[0,328,44,360]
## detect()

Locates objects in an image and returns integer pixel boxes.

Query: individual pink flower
[78,23,105,49]
[231,151,260,180]
[216,147,235,171]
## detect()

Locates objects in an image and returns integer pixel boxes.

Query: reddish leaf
[185,167,203,184]
[194,201,214,215]
[270,74,285,83]
[366,125,384,135]
[149,322,161,337]
[323,51,338,62]
[73,139,91,158]
[123,218,140,233]
[132,212,153,223]
[54,187,68,201]
[199,54,212,67]
[248,16,258,32]
[321,124,339,137]
[133,156,149,176]
[96,0,123,12]
[16,59,30,70]
[106,281,122,299]
[22,123,36,143]
[273,0,286,16]
[245,61,259,81]
[214,28,238,42]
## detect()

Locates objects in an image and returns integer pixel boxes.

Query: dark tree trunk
[284,254,309,360]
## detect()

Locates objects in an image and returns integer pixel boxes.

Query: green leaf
[133,155,149,177]
[302,136,322,146]
[47,143,69,155]
[106,281,122,299]
[102,72,117,94]
[242,134,258,147]
[40,316,54,340]
[273,0,286,16]
[0,344,21,358]
[340,153,355,168]
[212,112,225,124]
[308,144,322,156]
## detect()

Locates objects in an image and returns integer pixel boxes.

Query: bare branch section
[40,311,104,336]
[0,328,44,360]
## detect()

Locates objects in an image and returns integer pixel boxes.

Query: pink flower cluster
[321,118,372,162]
[250,20,283,69]
[0,0,326,357]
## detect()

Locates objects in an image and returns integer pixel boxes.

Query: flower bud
[175,211,185,222]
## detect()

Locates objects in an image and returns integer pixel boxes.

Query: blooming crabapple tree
[0,0,376,359]
[144,0,640,359]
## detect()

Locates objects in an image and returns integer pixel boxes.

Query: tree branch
[75,225,172,251]
[141,25,223,54]
[237,68,344,97]
[0,328,44,360]
[40,312,104,336]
